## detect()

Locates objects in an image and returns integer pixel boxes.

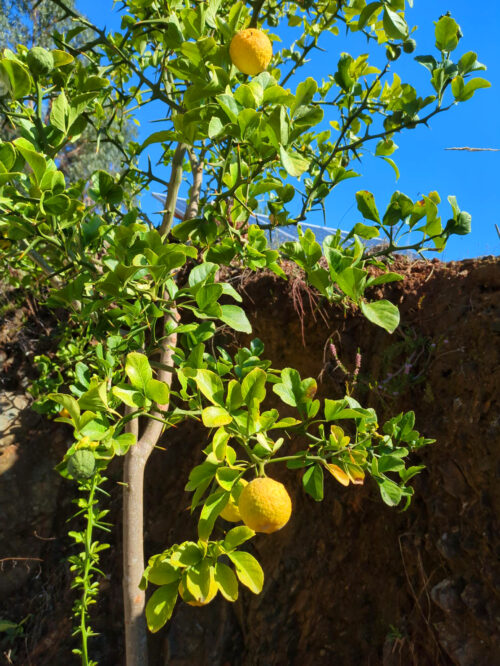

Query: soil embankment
[1,257,499,665]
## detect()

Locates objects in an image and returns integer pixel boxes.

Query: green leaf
[112,385,144,408]
[237,108,260,139]
[334,54,355,92]
[48,393,80,423]
[291,77,317,116]
[125,352,153,391]
[379,479,403,506]
[272,367,317,410]
[13,138,46,184]
[198,491,229,541]
[52,49,74,67]
[381,157,400,180]
[0,59,31,99]
[112,432,136,456]
[360,300,400,333]
[145,583,178,633]
[185,461,218,491]
[335,267,366,302]
[89,170,123,205]
[458,51,486,74]
[214,562,239,601]
[355,190,380,223]
[324,398,347,421]
[279,145,310,178]
[50,91,70,133]
[145,378,170,404]
[241,367,267,408]
[170,542,203,567]
[226,380,243,411]
[202,406,232,427]
[399,465,425,483]
[195,369,224,405]
[216,467,240,491]
[234,83,259,109]
[219,305,252,333]
[378,454,406,473]
[415,55,437,73]
[454,77,490,102]
[223,525,255,551]
[78,381,108,412]
[350,223,380,240]
[196,283,223,311]
[375,139,398,157]
[139,130,176,151]
[216,93,241,123]
[0,142,16,171]
[383,7,408,40]
[148,558,181,586]
[358,2,382,30]
[184,560,213,601]
[446,210,471,236]
[368,272,404,286]
[435,15,460,52]
[208,116,225,139]
[302,464,324,501]
[227,551,263,594]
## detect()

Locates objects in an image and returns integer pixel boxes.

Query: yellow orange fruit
[229,28,273,76]
[238,476,292,534]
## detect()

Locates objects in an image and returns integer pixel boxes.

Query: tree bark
[122,325,176,666]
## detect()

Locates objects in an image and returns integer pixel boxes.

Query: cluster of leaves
[0,0,489,661]
[51,336,432,632]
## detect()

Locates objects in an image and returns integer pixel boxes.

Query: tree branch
[183,147,204,221]
[160,143,187,236]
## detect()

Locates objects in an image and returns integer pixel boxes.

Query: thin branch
[184,148,205,221]
[49,0,182,112]
[160,143,187,236]
[280,8,341,87]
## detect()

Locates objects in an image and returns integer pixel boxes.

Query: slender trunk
[122,325,176,666]
[122,438,153,665]
[122,138,199,665]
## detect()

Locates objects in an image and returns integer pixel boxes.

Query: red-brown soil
[1,256,499,666]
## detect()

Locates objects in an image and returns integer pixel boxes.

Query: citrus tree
[0,0,488,664]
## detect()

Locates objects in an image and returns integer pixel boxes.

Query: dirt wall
[1,256,499,666]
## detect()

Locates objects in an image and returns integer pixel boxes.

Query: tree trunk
[122,325,176,666]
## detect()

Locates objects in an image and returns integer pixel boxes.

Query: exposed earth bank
[1,256,499,666]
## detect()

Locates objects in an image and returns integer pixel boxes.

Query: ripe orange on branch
[229,28,273,75]
[238,476,292,533]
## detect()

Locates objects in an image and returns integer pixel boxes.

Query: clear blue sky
[77,1,499,260]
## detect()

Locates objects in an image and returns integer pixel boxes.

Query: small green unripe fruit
[67,450,96,479]
[386,45,402,61]
[403,39,417,54]
[27,47,54,77]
